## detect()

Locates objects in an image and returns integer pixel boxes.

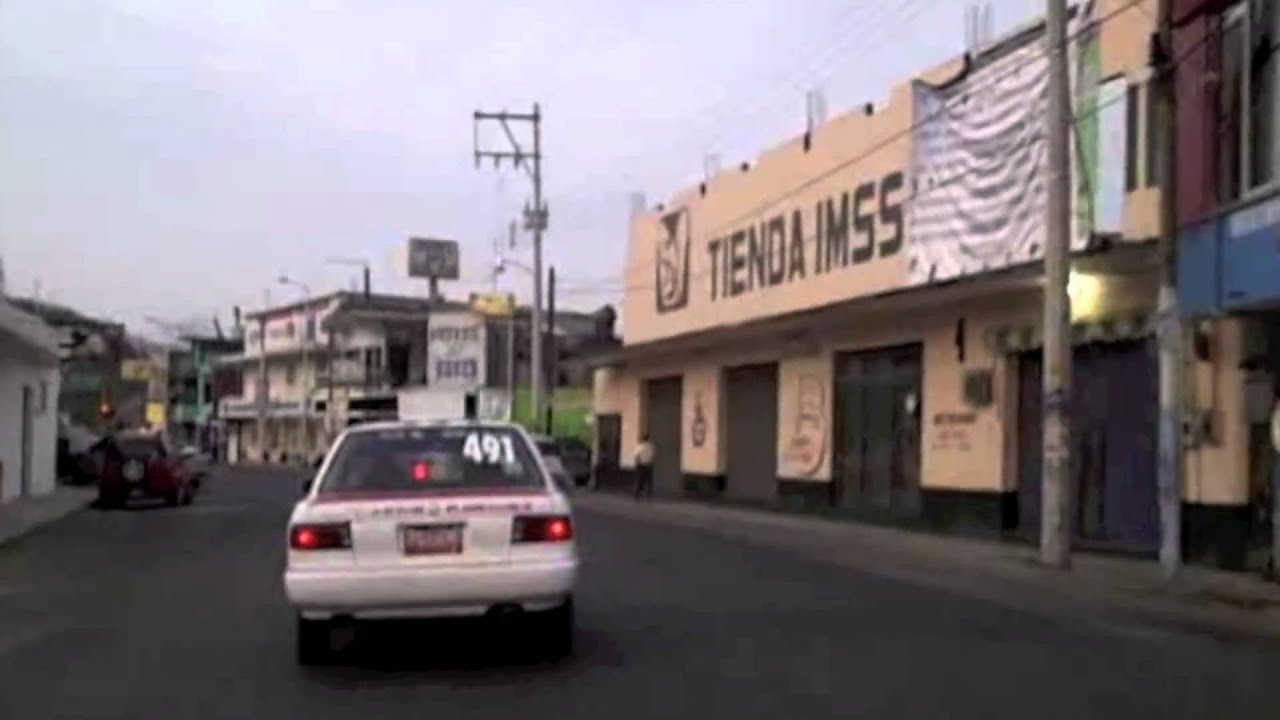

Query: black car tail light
[289,522,352,551]
[511,515,573,543]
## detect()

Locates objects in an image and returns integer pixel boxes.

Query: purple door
[1017,339,1159,554]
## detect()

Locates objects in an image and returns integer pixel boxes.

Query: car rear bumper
[284,558,578,620]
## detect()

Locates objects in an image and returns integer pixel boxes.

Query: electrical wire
[566,0,1154,298]
[542,0,925,205]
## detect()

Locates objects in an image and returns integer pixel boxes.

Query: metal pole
[546,265,557,434]
[299,290,311,463]
[530,103,545,430]
[1040,0,1072,568]
[1271,398,1280,579]
[362,265,371,298]
[256,309,267,464]
[507,297,516,422]
[1153,0,1184,579]
[326,323,336,443]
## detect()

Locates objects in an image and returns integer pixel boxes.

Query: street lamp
[278,275,313,461]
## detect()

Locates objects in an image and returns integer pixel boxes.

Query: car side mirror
[313,457,324,470]
[300,478,313,496]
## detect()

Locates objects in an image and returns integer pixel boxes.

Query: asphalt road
[0,466,1274,719]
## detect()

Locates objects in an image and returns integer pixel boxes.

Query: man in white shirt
[633,433,655,500]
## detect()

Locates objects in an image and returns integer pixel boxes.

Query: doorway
[594,413,621,487]
[1017,339,1159,554]
[833,344,924,517]
[644,377,683,496]
[725,363,779,502]
[20,384,34,497]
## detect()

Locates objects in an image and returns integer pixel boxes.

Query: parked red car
[96,432,197,508]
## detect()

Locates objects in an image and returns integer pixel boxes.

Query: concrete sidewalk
[577,491,1280,642]
[0,486,95,547]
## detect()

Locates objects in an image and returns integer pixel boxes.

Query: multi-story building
[171,331,244,455]
[218,289,620,463]
[218,291,355,464]
[1174,0,1280,571]
[591,1,1264,566]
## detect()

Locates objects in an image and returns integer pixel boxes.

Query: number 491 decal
[462,432,516,465]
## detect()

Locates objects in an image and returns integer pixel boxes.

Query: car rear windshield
[116,438,161,459]
[317,426,546,496]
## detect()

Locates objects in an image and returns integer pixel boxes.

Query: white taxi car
[283,420,578,665]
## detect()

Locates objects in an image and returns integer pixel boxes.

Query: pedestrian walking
[633,433,655,500]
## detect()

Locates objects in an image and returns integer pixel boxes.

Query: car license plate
[123,461,144,482]
[402,525,463,555]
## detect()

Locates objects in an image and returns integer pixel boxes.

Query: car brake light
[512,515,573,543]
[289,522,352,550]
[412,461,431,482]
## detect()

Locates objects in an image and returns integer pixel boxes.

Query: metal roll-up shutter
[725,363,780,502]
[645,377,683,496]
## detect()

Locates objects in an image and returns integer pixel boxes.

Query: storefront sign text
[705,171,905,302]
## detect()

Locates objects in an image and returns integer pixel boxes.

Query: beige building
[592,1,1262,569]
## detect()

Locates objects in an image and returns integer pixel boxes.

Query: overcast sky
[0,0,1037,336]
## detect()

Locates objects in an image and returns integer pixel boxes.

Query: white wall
[0,351,60,503]
[427,311,486,390]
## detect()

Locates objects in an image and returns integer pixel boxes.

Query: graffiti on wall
[780,374,827,477]
[655,208,692,313]
[690,391,707,448]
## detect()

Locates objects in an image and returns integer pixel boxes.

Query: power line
[589,0,1150,296]
[542,0,928,219]
[533,0,932,290]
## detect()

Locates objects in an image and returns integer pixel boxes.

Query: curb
[0,488,96,548]
[575,491,1280,644]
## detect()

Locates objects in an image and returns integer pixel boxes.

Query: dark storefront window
[1216,1,1280,203]
[1220,5,1246,203]
[833,344,923,517]
[1248,0,1277,189]
[1125,83,1140,192]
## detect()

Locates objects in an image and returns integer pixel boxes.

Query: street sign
[407,238,460,280]
[469,292,515,317]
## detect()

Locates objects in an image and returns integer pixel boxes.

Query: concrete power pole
[546,265,557,434]
[1040,0,1073,568]
[1153,0,1183,579]
[256,314,268,463]
[473,105,547,427]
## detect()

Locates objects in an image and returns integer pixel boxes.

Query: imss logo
[654,207,691,313]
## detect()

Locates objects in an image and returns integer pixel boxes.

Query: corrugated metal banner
[906,4,1094,286]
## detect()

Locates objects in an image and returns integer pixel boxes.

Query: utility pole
[506,295,517,423]
[473,104,547,427]
[1040,0,1072,568]
[256,309,268,463]
[326,327,336,444]
[546,265,557,434]
[1153,0,1183,579]
[500,221,518,424]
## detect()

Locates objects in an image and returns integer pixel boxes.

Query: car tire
[181,485,194,505]
[539,597,574,660]
[165,488,183,507]
[296,616,333,666]
[96,491,124,509]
